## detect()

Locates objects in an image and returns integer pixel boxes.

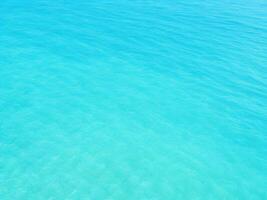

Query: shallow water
[0,0,267,199]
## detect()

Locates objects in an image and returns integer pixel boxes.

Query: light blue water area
[0,0,267,199]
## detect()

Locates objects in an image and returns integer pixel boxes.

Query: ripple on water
[0,0,267,199]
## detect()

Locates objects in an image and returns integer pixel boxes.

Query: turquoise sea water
[0,0,267,199]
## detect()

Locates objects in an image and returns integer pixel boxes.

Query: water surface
[0,0,267,199]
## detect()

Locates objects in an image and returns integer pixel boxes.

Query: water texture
[0,0,267,199]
